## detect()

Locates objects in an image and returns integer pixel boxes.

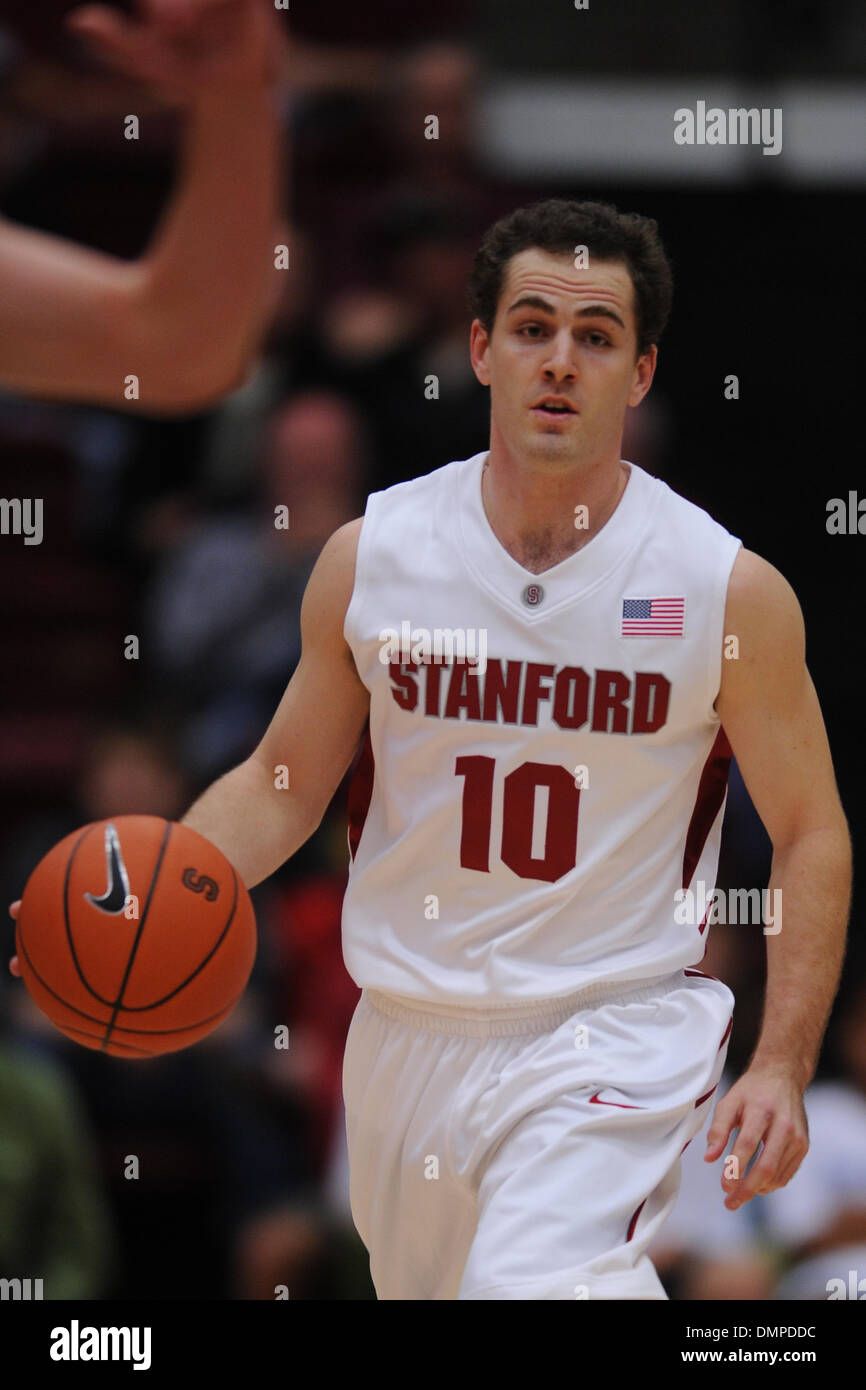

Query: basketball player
[10,199,852,1300]
[0,0,282,411]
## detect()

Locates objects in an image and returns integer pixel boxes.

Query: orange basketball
[15,815,256,1059]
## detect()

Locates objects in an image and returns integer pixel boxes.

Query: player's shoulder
[645,475,804,636]
[364,454,475,510]
[300,519,366,645]
[338,456,477,564]
[646,466,737,540]
[316,516,364,575]
[724,547,805,637]
[311,460,458,575]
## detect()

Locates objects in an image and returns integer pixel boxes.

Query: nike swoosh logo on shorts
[589,1089,645,1110]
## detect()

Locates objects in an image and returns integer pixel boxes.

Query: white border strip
[476,80,866,182]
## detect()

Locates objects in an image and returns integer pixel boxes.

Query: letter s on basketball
[181,868,220,902]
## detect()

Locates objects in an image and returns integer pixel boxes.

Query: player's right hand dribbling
[8,900,20,977]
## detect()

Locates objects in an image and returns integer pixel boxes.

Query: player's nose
[542,332,578,380]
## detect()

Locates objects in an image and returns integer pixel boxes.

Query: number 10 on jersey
[455,756,581,884]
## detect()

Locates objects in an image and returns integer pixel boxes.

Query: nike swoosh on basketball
[84,823,131,915]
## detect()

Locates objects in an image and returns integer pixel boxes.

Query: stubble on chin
[523,428,581,465]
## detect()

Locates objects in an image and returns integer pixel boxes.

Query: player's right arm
[6,519,368,972]
[180,518,370,887]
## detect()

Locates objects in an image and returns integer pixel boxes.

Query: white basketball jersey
[342,452,743,1007]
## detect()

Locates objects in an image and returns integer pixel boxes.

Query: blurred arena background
[0,0,863,1301]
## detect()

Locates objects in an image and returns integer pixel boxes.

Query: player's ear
[628,343,657,407]
[470,319,492,387]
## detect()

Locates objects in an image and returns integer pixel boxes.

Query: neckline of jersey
[456,450,655,616]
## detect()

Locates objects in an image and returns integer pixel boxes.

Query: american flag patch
[621,596,685,636]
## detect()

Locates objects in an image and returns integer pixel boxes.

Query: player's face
[470,249,656,468]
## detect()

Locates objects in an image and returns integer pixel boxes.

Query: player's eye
[517,323,546,338]
[585,331,611,347]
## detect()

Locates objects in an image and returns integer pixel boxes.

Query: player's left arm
[703,547,852,1209]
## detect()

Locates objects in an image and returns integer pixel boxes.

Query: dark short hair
[468,198,673,356]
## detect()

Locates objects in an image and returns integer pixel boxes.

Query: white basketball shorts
[342,966,734,1300]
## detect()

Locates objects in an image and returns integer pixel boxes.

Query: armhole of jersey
[343,494,377,650]
[705,533,743,726]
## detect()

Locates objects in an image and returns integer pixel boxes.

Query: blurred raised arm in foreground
[0,0,285,413]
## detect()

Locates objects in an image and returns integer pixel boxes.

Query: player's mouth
[531,396,579,419]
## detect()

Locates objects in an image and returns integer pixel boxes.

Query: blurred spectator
[0,994,113,1299]
[762,980,866,1299]
[77,726,188,822]
[263,805,361,1177]
[56,1028,325,1299]
[196,228,317,506]
[648,766,780,1299]
[384,43,482,197]
[621,393,674,479]
[0,723,189,980]
[649,1070,777,1300]
[1,718,340,1300]
[145,391,366,780]
[314,192,490,489]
